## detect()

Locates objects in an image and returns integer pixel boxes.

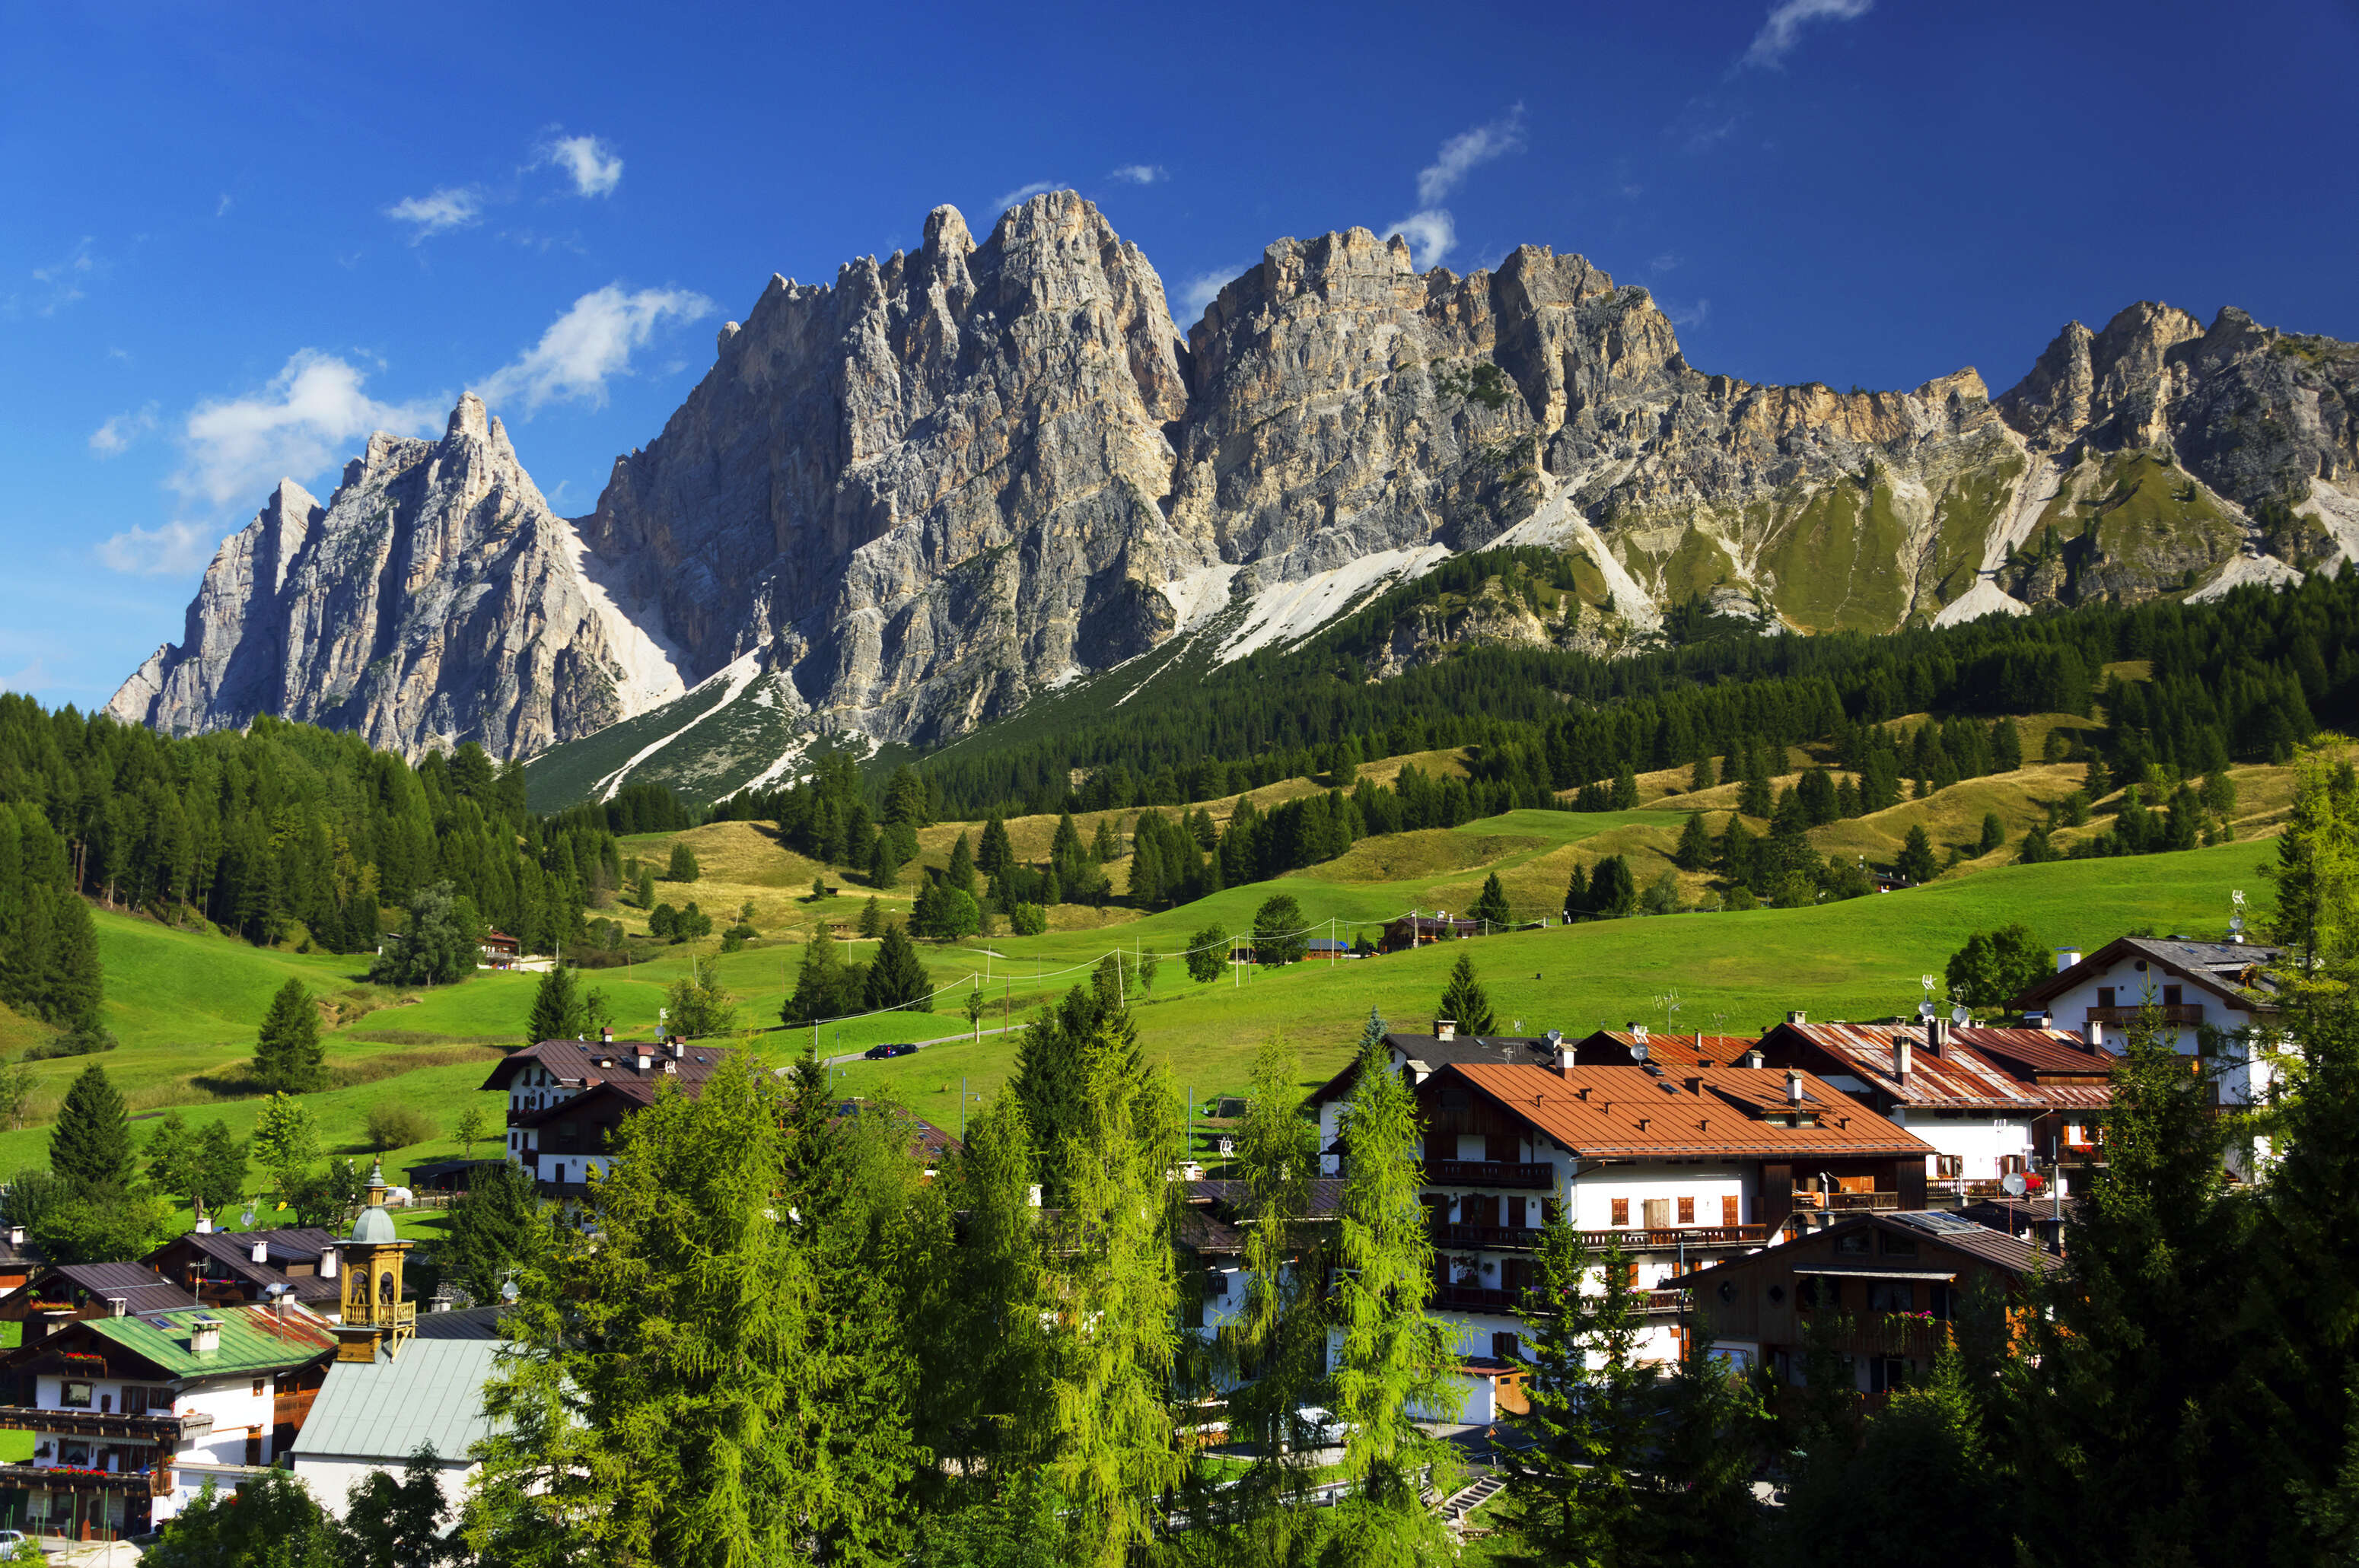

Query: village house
[1380,915,1479,951]
[0,1264,199,1340]
[1316,1034,1933,1420]
[2017,936,2282,1102]
[0,1229,43,1296]
[142,1223,346,1316]
[0,1301,339,1540]
[1673,1208,2053,1391]
[1749,1014,2114,1198]
[487,1035,962,1204]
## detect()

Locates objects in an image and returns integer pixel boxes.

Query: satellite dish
[2001,1172,2029,1197]
[1950,1005,1972,1026]
[501,1280,520,1302]
[1631,1040,1651,1063]
[1918,1000,1936,1021]
[239,1207,256,1229]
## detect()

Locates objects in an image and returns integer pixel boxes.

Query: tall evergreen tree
[49,1063,132,1194]
[944,831,978,898]
[1329,1007,1457,1561]
[441,1162,546,1308]
[341,1445,460,1568]
[524,964,587,1045]
[1895,824,1939,884]
[1675,811,1712,871]
[1470,873,1513,931]
[1501,1218,1649,1565]
[864,921,933,1013]
[1438,951,1495,1034]
[1562,861,1590,924]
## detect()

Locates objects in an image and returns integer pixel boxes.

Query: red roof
[1761,1023,2112,1112]
[1445,1064,1934,1159]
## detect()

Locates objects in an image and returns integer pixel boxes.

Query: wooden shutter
[1722,1194,1740,1226]
[1643,1197,1672,1229]
[1677,1195,1695,1224]
[1610,1197,1629,1226]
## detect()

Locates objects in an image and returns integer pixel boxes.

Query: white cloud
[1415,107,1526,205]
[97,520,220,577]
[476,285,714,414]
[1648,253,1682,275]
[176,350,444,507]
[384,186,483,240]
[89,404,158,456]
[1383,209,1456,270]
[1662,297,1712,329]
[1109,164,1166,185]
[991,180,1063,214]
[1178,265,1252,323]
[10,237,97,316]
[216,194,233,218]
[1742,0,1874,68]
[540,132,623,198]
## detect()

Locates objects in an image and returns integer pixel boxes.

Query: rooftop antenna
[2230,889,2246,944]
[1918,973,1938,1023]
[1655,990,1682,1039]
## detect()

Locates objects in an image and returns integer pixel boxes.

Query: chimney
[5,1225,23,1247]
[1740,1049,1765,1069]
[1896,1034,1913,1079]
[1546,1028,1573,1073]
[251,1239,269,1266]
[635,1049,653,1073]
[1786,1010,1807,1026]
[1927,1017,1947,1054]
[2055,947,2082,975]
[107,1296,128,1318]
[320,1247,337,1279]
[1683,1076,1703,1094]
[670,1040,686,1060]
[1786,1070,1804,1105]
[601,1026,615,1043]
[2084,1019,2104,1054]
[189,1318,222,1356]
[1434,1019,1456,1042]
[1027,1185,1043,1208]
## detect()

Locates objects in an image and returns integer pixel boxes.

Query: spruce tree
[858,895,883,939]
[944,831,977,898]
[441,1161,546,1308]
[1502,1217,1651,1563]
[1438,951,1495,1034]
[863,921,932,1013]
[1562,861,1590,923]
[1219,1034,1329,1474]
[252,978,326,1093]
[1896,824,1939,884]
[524,965,587,1045]
[1590,854,1638,918]
[50,1063,132,1194]
[665,841,699,883]
[1329,1007,1456,1557]
[1676,810,1712,871]
[979,816,1015,881]
[1470,873,1513,931]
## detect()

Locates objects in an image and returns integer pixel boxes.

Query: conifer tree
[524,965,587,1045]
[1676,810,1712,871]
[1090,815,1119,864]
[665,841,699,883]
[50,1063,132,1194]
[1690,756,1714,794]
[1036,1023,1183,1567]
[864,921,933,1013]
[784,923,855,1025]
[1502,1217,1649,1563]
[1470,872,1513,931]
[979,816,1015,881]
[858,895,884,939]
[1896,824,1938,884]
[1589,854,1638,918]
[939,1096,1052,1477]
[1329,1007,1456,1559]
[341,1445,458,1568]
[1562,861,1590,923]
[945,831,977,898]
[1219,1035,1330,1473]
[441,1161,545,1309]
[1438,951,1495,1034]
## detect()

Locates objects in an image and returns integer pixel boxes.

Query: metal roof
[1764,1022,2112,1111]
[85,1302,336,1378]
[33,1264,200,1316]
[1443,1064,1934,1159]
[1572,1031,1760,1069]
[291,1334,505,1466]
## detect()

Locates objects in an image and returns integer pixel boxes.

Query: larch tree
[1328,1007,1457,1563]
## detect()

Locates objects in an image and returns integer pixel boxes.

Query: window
[1610,1198,1629,1227]
[1937,1154,1963,1178]
[244,1427,263,1466]
[1642,1197,1672,1229]
[1866,1280,1914,1312]
[251,1378,266,1398]
[1491,1331,1521,1362]
[1205,1270,1228,1299]
[60,1381,92,1409]
[122,1387,149,1416]
[1677,1195,1695,1225]
[1929,1284,1955,1322]
[1868,1356,1909,1395]
[1834,1231,1871,1257]
[1800,1276,1838,1308]
[2097,987,2116,1009]
[1722,1194,1740,1227]
[1879,1231,1918,1257]
[1625,1262,1641,1288]
[2163,984,2182,1007]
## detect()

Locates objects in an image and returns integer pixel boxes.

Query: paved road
[810,1022,1023,1068]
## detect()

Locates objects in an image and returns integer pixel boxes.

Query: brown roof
[1677,1210,2054,1293]
[151,1228,345,1305]
[482,1038,737,1095]
[1444,1064,1934,1159]
[1960,1027,2117,1081]
[1571,1031,1759,1070]
[12,1264,199,1317]
[1761,1023,2112,1112]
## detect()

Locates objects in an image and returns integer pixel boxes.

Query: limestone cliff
[111,192,2359,793]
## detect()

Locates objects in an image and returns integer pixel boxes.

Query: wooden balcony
[1431,1284,1520,1313]
[1426,1160,1555,1189]
[2084,1005,2202,1026]
[1584,1224,1763,1249]
[1434,1223,1542,1251]
[0,1405,208,1441]
[1794,1191,1900,1212]
[0,1461,159,1494]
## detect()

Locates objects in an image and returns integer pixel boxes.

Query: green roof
[291,1336,505,1465]
[87,1304,336,1378]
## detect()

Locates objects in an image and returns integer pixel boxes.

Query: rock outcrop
[112,193,2359,787]
[110,396,683,757]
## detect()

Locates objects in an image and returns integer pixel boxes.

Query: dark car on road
[863,1042,918,1060]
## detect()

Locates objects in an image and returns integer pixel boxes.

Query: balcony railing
[1431,1284,1520,1313]
[0,1405,207,1442]
[1793,1191,1900,1211]
[1426,1160,1555,1189]
[2084,1005,2202,1025]
[0,1460,159,1494]
[1434,1223,1542,1251]
[1584,1224,1763,1248]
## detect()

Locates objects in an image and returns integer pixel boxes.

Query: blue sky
[5,0,2356,708]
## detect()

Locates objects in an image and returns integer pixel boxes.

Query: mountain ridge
[111,193,2359,799]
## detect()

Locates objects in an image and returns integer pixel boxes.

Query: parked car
[1289,1406,1350,1449]
[863,1042,918,1060]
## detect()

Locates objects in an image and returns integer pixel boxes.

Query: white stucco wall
[291,1455,475,1521]
[1886,1108,2039,1179]
[2042,963,2272,1104]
